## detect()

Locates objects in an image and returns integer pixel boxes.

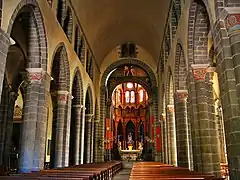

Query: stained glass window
[130,91,135,103]
[139,89,144,102]
[125,91,130,103]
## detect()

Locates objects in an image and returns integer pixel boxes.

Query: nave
[0,161,224,179]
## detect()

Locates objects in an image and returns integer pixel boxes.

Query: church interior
[0,0,239,179]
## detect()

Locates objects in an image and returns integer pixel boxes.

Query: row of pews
[129,162,224,180]
[0,161,122,180]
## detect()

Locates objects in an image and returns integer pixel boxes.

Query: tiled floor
[113,168,131,180]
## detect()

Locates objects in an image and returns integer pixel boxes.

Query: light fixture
[10,37,16,45]
[51,77,54,81]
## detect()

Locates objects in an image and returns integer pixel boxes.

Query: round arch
[7,0,48,70]
[51,43,70,91]
[101,58,157,88]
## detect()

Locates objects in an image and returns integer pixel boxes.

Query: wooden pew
[0,161,122,180]
[129,162,224,180]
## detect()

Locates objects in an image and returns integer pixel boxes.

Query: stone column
[166,105,177,166]
[90,119,95,163]
[80,105,85,164]
[0,29,10,103]
[51,90,69,168]
[85,114,93,163]
[94,121,101,163]
[72,105,82,165]
[19,68,49,173]
[191,64,221,176]
[31,69,50,171]
[3,91,18,165]
[174,90,190,168]
[62,94,72,167]
[161,114,168,164]
[0,83,10,165]
[224,12,240,179]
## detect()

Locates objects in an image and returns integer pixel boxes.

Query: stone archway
[99,58,159,162]
[69,68,84,166]
[0,0,49,173]
[173,43,193,169]
[49,43,71,168]
[83,86,94,164]
[187,0,221,176]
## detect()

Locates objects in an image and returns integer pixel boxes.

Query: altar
[119,149,141,161]
[118,142,143,161]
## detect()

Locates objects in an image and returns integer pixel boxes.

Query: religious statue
[127,132,133,145]
[118,141,122,151]
[138,142,143,151]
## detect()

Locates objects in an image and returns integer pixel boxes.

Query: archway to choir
[100,47,159,162]
[111,82,150,161]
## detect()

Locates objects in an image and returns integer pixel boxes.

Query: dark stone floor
[113,168,131,180]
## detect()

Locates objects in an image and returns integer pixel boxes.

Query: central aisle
[113,168,131,180]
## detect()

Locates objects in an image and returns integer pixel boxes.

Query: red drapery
[156,126,162,152]
[105,118,111,149]
[150,116,154,141]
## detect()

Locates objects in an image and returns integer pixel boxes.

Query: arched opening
[63,7,73,42]
[187,0,227,177]
[165,70,177,166]
[0,1,48,173]
[57,0,66,27]
[83,87,93,164]
[69,72,82,166]
[49,45,70,168]
[74,26,80,56]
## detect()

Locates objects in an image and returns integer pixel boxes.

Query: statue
[118,141,122,151]
[127,132,133,145]
[138,142,143,151]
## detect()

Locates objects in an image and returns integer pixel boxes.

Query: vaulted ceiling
[71,0,171,67]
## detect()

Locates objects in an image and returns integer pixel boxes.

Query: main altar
[118,133,143,161]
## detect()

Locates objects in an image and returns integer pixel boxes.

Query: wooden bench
[129,162,224,180]
[0,161,122,180]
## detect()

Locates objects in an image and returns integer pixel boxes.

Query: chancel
[0,0,239,179]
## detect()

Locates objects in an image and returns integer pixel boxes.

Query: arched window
[130,91,135,103]
[125,91,130,103]
[139,89,144,102]
[117,90,121,103]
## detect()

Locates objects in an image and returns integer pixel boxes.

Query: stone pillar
[224,13,240,179]
[90,118,95,163]
[32,69,50,171]
[80,105,85,164]
[72,105,82,165]
[85,114,92,163]
[167,105,177,166]
[19,68,49,172]
[62,94,72,167]
[174,90,190,168]
[161,114,168,164]
[0,83,10,165]
[3,91,18,165]
[191,64,221,176]
[0,29,10,103]
[51,90,69,168]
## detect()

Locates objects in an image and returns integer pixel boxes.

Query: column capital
[21,68,51,87]
[56,90,70,103]
[175,90,188,101]
[167,105,174,113]
[85,114,94,122]
[191,64,209,81]
[224,13,240,34]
